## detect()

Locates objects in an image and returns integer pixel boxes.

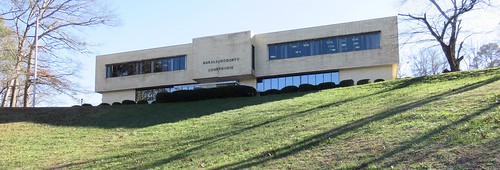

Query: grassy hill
[1,68,499,169]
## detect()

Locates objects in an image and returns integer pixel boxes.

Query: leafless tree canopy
[468,42,500,69]
[399,0,492,72]
[410,48,448,76]
[0,0,117,107]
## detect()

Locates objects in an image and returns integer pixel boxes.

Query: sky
[54,0,499,107]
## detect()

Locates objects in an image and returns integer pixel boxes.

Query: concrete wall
[191,31,253,82]
[96,16,399,103]
[253,16,398,78]
[339,64,397,83]
[95,44,194,93]
[101,90,135,104]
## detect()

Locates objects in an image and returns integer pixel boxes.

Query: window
[153,60,163,73]
[277,44,289,59]
[268,32,381,60]
[269,45,277,59]
[302,41,312,56]
[178,56,186,70]
[312,40,321,56]
[106,55,186,78]
[141,61,152,74]
[290,42,303,58]
[256,71,340,92]
[322,38,337,54]
[315,74,324,84]
[293,76,301,87]
[371,32,380,49]
[338,36,347,52]
[352,35,362,50]
[252,45,255,69]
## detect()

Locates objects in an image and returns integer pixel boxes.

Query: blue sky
[59,0,498,106]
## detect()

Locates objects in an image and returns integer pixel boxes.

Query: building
[95,16,399,103]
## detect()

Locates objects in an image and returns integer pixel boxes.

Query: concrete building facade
[95,16,399,103]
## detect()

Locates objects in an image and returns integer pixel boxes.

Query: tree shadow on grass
[42,75,498,169]
[47,84,400,169]
[354,103,499,169]
[0,93,305,129]
[211,76,498,170]
[117,76,498,169]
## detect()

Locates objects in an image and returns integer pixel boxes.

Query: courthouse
[95,16,399,103]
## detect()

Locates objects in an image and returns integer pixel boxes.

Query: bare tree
[0,0,117,107]
[0,18,18,107]
[410,47,448,77]
[399,0,493,72]
[474,43,500,68]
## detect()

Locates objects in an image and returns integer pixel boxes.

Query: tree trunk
[441,45,461,72]
[23,56,33,107]
[9,79,18,107]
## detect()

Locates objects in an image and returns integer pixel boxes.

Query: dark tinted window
[267,32,380,60]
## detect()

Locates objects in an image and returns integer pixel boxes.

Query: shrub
[299,84,316,92]
[71,105,81,107]
[155,85,257,103]
[81,103,93,107]
[170,90,201,102]
[317,82,336,90]
[218,85,257,98]
[98,103,110,106]
[280,86,299,94]
[357,79,371,85]
[338,79,354,87]
[122,100,136,105]
[374,79,385,83]
[137,100,149,104]
[261,89,280,96]
[112,102,121,106]
[156,92,172,103]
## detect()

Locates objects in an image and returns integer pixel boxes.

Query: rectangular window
[315,74,324,84]
[352,35,362,51]
[277,44,288,59]
[179,56,186,70]
[302,41,312,56]
[106,65,112,78]
[285,77,293,87]
[256,71,339,92]
[293,76,301,87]
[290,42,304,58]
[338,36,347,52]
[363,33,371,49]
[323,73,332,83]
[278,77,286,89]
[346,35,354,52]
[331,72,340,84]
[371,32,380,49]
[269,45,277,60]
[312,40,321,56]
[301,75,308,84]
[257,81,263,92]
[271,78,278,90]
[308,75,316,85]
[263,79,271,91]
[252,45,255,69]
[140,61,151,74]
[173,57,180,70]
[153,60,162,73]
[266,32,381,60]
[322,38,337,54]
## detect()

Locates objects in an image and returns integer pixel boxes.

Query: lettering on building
[203,58,240,65]
[208,66,234,72]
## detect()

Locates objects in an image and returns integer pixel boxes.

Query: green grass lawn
[1,68,499,169]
